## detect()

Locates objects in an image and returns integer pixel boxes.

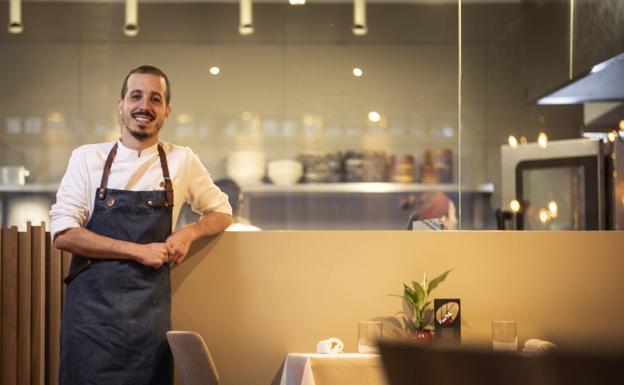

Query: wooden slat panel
[2,226,19,385]
[45,233,61,385]
[0,226,2,385]
[0,226,3,385]
[60,251,71,308]
[31,223,46,385]
[18,227,32,385]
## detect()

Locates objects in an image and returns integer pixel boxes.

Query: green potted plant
[389,269,452,343]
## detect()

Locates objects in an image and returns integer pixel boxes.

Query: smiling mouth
[131,111,155,124]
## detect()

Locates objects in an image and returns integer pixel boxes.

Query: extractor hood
[537,52,624,105]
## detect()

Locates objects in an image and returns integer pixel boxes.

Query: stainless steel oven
[500,138,624,230]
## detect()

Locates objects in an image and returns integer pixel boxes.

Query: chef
[49,65,232,385]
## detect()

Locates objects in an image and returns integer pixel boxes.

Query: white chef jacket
[49,140,232,240]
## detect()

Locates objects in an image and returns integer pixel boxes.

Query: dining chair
[166,330,220,385]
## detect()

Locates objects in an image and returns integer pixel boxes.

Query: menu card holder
[434,298,461,346]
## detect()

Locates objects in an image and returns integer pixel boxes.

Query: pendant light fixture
[8,0,23,34]
[124,0,139,37]
[353,0,367,36]
[239,0,254,35]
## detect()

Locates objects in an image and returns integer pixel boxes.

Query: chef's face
[118,73,171,141]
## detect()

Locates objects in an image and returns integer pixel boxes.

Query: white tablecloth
[279,353,387,385]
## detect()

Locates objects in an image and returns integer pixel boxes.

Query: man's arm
[166,211,232,265]
[54,227,173,269]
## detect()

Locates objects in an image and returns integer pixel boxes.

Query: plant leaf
[427,269,453,295]
[402,297,415,321]
[411,281,425,308]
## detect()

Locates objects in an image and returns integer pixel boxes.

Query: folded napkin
[523,338,558,353]
[316,338,344,354]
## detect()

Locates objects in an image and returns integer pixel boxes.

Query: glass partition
[1,0,622,230]
[0,1,460,230]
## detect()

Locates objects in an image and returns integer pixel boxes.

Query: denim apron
[60,142,174,385]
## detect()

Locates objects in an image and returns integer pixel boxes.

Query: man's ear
[118,98,123,114]
[165,105,172,118]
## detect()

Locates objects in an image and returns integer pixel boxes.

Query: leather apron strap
[97,141,174,207]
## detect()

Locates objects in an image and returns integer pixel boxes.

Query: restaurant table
[279,353,388,385]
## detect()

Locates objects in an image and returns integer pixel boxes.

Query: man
[50,65,232,385]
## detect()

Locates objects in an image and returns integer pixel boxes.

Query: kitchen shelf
[0,182,495,194]
[0,183,59,193]
[241,182,494,194]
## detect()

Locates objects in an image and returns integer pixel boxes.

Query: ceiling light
[352,67,363,77]
[209,66,220,75]
[8,0,23,34]
[239,0,254,35]
[519,136,527,145]
[608,130,617,142]
[368,111,381,123]
[508,135,518,147]
[353,0,367,36]
[124,0,139,37]
[289,0,305,5]
[510,199,521,213]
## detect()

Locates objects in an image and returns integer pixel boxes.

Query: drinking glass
[358,321,383,353]
[492,321,518,351]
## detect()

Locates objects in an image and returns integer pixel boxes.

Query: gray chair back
[167,331,220,385]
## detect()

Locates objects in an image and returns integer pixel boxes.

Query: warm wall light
[209,66,220,75]
[368,111,381,123]
[239,0,254,35]
[608,130,617,142]
[353,0,367,36]
[8,0,23,34]
[510,199,521,213]
[619,120,624,131]
[124,0,139,36]
[352,67,363,77]
[508,135,518,147]
[538,132,548,148]
[289,0,305,5]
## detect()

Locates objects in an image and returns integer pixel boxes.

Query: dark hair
[120,65,171,105]
[214,178,241,215]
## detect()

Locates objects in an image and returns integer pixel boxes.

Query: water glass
[492,320,518,351]
[358,321,383,353]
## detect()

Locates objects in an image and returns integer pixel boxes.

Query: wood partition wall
[0,224,70,385]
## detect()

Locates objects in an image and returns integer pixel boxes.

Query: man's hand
[136,242,174,269]
[165,228,196,265]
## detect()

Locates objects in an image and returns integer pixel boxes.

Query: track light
[124,0,139,37]
[353,0,367,36]
[239,0,254,35]
[8,0,23,34]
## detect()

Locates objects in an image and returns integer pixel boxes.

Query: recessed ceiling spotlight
[289,0,306,5]
[209,66,220,75]
[352,67,363,77]
[368,111,381,123]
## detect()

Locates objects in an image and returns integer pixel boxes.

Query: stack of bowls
[267,159,304,186]
[226,151,266,185]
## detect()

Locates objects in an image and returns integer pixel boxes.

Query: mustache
[131,109,155,119]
